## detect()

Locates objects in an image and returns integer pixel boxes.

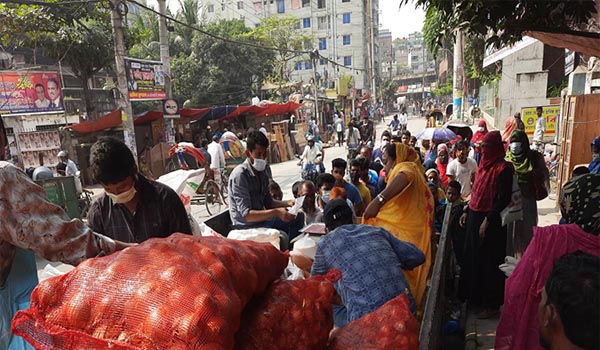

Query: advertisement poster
[124,57,166,101]
[17,130,61,169]
[0,71,65,114]
[521,105,559,137]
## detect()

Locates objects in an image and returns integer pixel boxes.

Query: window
[302,0,310,7]
[303,18,311,28]
[305,61,313,70]
[317,15,330,30]
[319,58,326,65]
[237,1,244,9]
[276,0,284,13]
[342,35,351,45]
[317,0,326,8]
[342,0,350,2]
[295,62,303,70]
[342,13,351,24]
[318,38,327,50]
[343,56,352,66]
[207,4,214,12]
[221,2,225,10]
[253,1,262,12]
[303,39,313,50]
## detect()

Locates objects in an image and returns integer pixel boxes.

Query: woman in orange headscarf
[363,143,434,309]
[501,116,518,150]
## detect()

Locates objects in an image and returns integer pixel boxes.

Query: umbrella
[416,127,457,142]
[443,121,474,142]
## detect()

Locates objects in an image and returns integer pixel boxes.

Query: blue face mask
[321,190,331,205]
[593,152,600,161]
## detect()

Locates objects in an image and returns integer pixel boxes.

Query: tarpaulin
[198,105,238,121]
[68,109,122,134]
[134,108,211,125]
[254,101,302,117]
[220,105,267,120]
[524,30,600,59]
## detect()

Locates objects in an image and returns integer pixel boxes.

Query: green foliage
[404,0,596,49]
[380,79,400,104]
[432,76,453,97]
[547,78,568,98]
[245,16,312,85]
[171,19,273,106]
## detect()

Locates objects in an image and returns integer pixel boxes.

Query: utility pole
[157,0,172,98]
[453,29,464,121]
[421,43,426,104]
[367,0,377,110]
[110,0,137,160]
[311,50,320,128]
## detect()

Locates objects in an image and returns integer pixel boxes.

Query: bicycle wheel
[220,171,229,199]
[204,180,224,216]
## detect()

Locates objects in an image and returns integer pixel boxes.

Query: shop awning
[198,105,238,121]
[220,105,267,120]
[524,29,600,59]
[254,101,302,117]
[134,108,212,125]
[68,109,122,134]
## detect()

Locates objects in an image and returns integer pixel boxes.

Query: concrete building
[379,28,393,79]
[479,38,565,129]
[199,0,379,93]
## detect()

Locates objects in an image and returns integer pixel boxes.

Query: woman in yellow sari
[363,142,434,309]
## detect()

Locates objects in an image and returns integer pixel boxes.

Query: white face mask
[509,142,523,155]
[593,152,600,161]
[252,157,267,172]
[382,140,389,147]
[478,127,485,132]
[107,185,137,204]
[321,190,331,205]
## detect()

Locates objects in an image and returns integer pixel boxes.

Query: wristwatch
[377,194,386,204]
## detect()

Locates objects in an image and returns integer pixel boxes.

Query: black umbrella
[443,121,474,142]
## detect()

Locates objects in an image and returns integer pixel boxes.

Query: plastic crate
[35,176,80,219]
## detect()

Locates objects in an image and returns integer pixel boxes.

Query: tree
[0,2,141,115]
[246,16,312,87]
[404,0,597,49]
[171,19,273,106]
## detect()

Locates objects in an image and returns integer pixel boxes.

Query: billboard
[0,71,65,114]
[124,57,166,101]
[521,105,559,137]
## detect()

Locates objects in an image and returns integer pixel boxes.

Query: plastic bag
[12,234,288,350]
[228,228,281,249]
[235,269,341,350]
[327,293,419,350]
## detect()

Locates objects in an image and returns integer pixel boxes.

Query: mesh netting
[235,269,341,350]
[12,234,288,350]
[327,293,419,350]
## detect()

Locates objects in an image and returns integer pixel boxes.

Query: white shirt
[259,127,267,136]
[301,143,322,164]
[399,113,408,124]
[446,157,478,197]
[533,116,546,141]
[334,117,343,132]
[65,159,78,176]
[207,141,225,169]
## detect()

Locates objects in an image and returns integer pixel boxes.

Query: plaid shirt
[87,175,192,243]
[311,224,425,321]
[0,162,116,285]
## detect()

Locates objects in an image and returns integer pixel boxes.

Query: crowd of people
[224,110,600,348]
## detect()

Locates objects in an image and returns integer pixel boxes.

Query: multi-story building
[379,28,393,79]
[200,0,379,93]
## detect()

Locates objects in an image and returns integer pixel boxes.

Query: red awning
[134,108,212,125]
[254,101,302,117]
[69,109,122,134]
[220,105,267,120]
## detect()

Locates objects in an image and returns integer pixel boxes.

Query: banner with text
[124,57,166,101]
[0,71,65,114]
[521,105,559,136]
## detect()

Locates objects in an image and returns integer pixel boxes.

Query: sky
[380,1,426,39]
[147,0,426,40]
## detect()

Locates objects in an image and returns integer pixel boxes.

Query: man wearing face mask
[228,131,304,245]
[87,137,192,243]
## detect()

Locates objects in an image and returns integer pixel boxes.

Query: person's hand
[459,213,467,228]
[277,208,295,222]
[287,199,295,207]
[362,201,379,220]
[479,217,489,238]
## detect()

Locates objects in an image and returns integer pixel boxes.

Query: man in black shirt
[87,137,191,243]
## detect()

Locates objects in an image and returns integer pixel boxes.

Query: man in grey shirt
[228,131,304,248]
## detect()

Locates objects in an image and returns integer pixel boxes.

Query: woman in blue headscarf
[589,135,600,174]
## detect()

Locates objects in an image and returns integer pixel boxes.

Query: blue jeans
[233,212,305,251]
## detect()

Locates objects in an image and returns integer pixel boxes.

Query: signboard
[483,36,537,68]
[0,71,65,114]
[521,105,559,137]
[124,57,166,101]
[162,99,180,119]
[16,130,61,169]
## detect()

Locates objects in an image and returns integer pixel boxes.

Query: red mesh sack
[12,233,288,350]
[235,269,341,350]
[327,294,419,350]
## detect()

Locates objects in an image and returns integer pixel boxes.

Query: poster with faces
[17,130,61,168]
